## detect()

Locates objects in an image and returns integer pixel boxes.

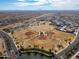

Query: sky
[0,0,79,10]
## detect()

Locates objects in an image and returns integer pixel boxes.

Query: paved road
[56,29,79,59]
[0,31,18,59]
[71,51,79,59]
[0,31,12,57]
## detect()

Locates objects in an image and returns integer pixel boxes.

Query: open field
[12,21,75,53]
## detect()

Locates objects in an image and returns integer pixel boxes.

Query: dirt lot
[12,22,75,53]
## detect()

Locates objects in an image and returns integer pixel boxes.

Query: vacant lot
[12,22,75,53]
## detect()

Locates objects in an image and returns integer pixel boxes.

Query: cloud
[12,0,49,7]
[13,2,27,7]
[11,0,79,10]
[47,0,79,10]
[52,0,69,7]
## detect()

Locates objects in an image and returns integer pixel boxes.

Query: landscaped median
[20,48,54,57]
